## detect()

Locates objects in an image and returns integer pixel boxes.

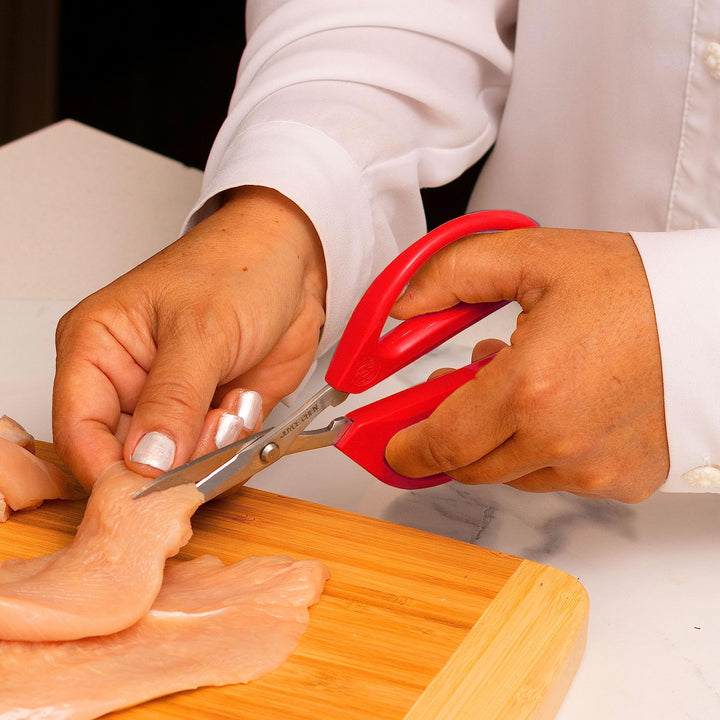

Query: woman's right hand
[52,186,327,490]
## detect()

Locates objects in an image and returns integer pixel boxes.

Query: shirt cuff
[182,120,378,359]
[631,228,720,492]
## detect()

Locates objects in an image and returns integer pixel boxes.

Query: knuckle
[512,365,565,412]
[420,428,465,473]
[54,304,87,346]
[55,297,123,351]
[582,469,658,504]
[141,378,205,423]
[163,298,239,352]
[54,309,72,340]
[543,433,585,464]
[576,469,616,496]
[448,465,489,485]
[511,375,581,462]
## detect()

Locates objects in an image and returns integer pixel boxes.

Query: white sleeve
[631,229,720,492]
[182,0,517,356]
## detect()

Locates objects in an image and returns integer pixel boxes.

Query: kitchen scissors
[133,209,537,503]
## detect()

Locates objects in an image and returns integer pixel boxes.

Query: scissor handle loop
[326,209,537,393]
[336,355,494,489]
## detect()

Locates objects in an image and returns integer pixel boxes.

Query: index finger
[391,227,549,321]
[52,313,146,490]
[52,357,126,491]
[384,349,518,479]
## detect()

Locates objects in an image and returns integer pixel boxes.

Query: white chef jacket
[184,0,720,493]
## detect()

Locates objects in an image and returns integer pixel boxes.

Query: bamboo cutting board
[0,443,589,719]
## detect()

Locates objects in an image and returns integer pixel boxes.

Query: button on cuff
[682,464,720,488]
[704,42,720,80]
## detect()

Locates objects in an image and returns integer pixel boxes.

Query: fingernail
[234,390,262,430]
[131,431,176,471]
[215,391,262,448]
[214,414,245,448]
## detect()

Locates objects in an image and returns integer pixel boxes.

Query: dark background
[0,0,481,228]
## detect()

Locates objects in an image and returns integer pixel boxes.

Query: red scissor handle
[335,356,494,488]
[326,210,537,393]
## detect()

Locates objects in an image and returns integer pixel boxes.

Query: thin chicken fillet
[0,462,203,641]
[0,553,329,719]
[0,428,84,522]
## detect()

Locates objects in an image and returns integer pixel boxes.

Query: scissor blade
[131,429,269,500]
[193,417,352,501]
[194,385,350,501]
[133,384,350,503]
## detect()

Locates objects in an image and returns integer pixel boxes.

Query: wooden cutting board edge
[404,559,588,720]
[28,441,589,719]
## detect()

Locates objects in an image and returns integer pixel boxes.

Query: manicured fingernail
[131,431,175,471]
[214,414,245,448]
[216,391,262,448]
[235,390,262,430]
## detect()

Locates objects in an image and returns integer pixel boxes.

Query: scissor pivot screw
[260,442,281,464]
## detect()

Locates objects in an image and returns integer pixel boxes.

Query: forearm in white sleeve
[632,229,720,492]
[182,0,517,356]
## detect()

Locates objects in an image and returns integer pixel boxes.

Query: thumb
[124,324,225,476]
[390,240,469,319]
[391,228,545,319]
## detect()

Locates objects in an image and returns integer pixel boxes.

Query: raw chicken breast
[0,435,84,521]
[0,415,35,452]
[0,461,203,641]
[0,554,329,720]
[0,550,61,583]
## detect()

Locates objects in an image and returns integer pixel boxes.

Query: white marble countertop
[2,121,719,719]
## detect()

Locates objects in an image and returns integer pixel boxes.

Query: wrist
[220,185,327,312]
